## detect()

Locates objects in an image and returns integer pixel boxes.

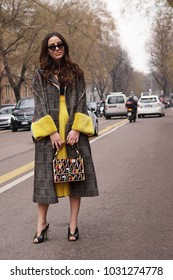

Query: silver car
[0,105,15,129]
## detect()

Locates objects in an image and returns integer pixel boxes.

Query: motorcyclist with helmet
[126,94,138,121]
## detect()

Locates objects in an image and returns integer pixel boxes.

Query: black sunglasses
[48,42,64,51]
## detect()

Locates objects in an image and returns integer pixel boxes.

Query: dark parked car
[11,98,34,132]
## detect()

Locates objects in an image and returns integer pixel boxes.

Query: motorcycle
[127,107,136,122]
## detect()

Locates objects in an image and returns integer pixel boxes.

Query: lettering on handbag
[53,146,85,183]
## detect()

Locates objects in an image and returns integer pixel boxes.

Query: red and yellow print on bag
[53,147,85,183]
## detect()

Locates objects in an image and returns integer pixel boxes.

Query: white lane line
[0,171,34,194]
[0,121,127,194]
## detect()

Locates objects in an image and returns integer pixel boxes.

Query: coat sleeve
[72,112,94,136]
[71,73,94,136]
[31,70,57,140]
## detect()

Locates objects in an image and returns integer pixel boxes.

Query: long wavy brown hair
[39,32,83,87]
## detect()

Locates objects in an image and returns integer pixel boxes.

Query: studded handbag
[53,146,85,183]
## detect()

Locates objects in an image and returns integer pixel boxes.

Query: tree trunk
[14,86,21,102]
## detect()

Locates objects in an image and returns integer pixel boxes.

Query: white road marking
[0,171,34,194]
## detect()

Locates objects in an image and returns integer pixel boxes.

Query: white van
[104,92,127,119]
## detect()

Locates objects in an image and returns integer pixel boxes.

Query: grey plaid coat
[32,69,99,204]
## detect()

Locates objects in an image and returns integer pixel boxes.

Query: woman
[32,32,99,243]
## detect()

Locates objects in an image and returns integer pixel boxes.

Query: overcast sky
[104,0,154,73]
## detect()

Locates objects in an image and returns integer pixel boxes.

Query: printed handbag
[53,146,85,183]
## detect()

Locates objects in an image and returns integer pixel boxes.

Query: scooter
[127,107,136,122]
[99,105,104,117]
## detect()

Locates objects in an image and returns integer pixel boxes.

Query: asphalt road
[0,110,173,260]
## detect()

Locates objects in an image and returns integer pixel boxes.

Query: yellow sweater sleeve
[72,112,94,136]
[31,115,57,140]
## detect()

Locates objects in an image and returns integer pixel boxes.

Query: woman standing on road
[31,32,99,244]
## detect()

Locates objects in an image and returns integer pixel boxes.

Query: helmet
[129,94,134,100]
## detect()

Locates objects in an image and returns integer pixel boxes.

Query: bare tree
[60,0,120,99]
[149,10,173,96]
[110,47,133,93]
[0,0,50,101]
[0,0,120,102]
[0,0,134,104]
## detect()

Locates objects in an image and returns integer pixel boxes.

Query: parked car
[137,95,165,118]
[0,105,15,129]
[11,97,35,132]
[104,92,127,119]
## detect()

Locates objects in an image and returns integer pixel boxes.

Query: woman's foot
[33,224,49,244]
[68,225,79,241]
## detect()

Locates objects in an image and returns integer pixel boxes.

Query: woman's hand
[66,130,80,146]
[50,132,64,149]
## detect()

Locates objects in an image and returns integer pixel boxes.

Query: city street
[0,110,173,260]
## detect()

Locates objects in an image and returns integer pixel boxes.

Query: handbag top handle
[54,144,82,158]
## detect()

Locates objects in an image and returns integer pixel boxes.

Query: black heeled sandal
[33,224,49,244]
[68,226,79,241]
